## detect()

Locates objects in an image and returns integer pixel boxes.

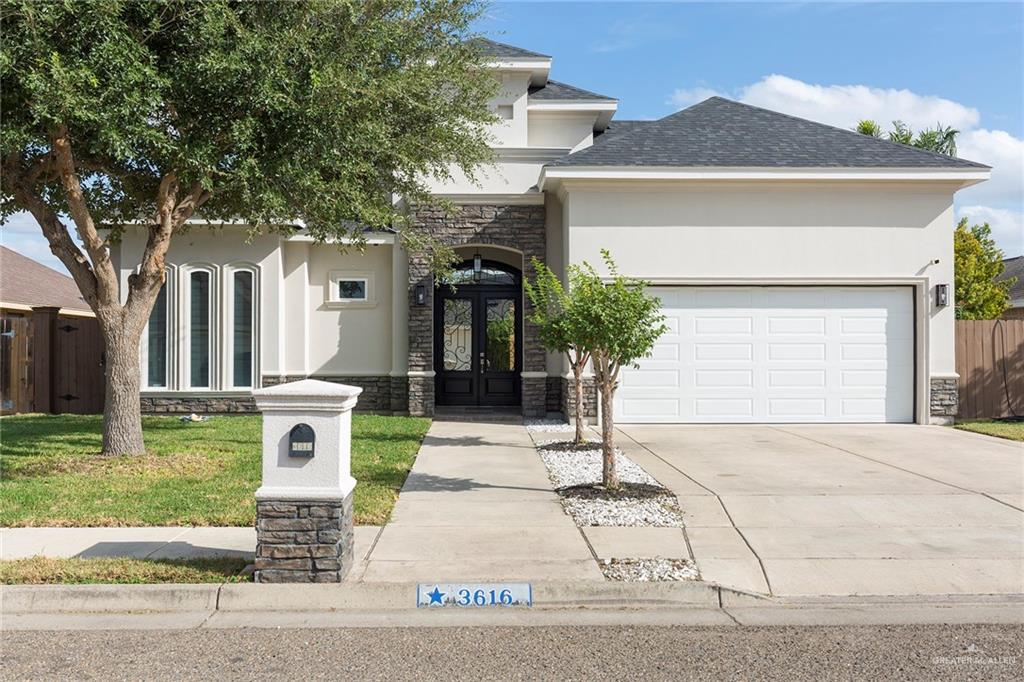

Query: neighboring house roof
[528,79,616,102]
[0,246,91,312]
[999,255,1024,304]
[471,38,550,60]
[550,97,991,169]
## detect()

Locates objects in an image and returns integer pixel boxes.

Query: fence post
[30,306,59,414]
[252,379,362,583]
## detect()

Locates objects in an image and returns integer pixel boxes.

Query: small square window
[337,279,366,300]
[495,104,513,120]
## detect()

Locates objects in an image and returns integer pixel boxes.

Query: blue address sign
[416,583,532,608]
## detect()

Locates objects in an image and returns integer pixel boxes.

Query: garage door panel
[616,286,915,424]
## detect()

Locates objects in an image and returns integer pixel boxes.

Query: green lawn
[0,556,251,584]
[954,419,1024,442]
[0,413,429,527]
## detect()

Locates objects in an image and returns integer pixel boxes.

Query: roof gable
[528,79,615,102]
[551,97,990,169]
[471,38,550,60]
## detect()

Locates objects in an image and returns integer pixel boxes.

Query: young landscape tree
[954,217,1014,319]
[573,251,667,489]
[524,257,591,445]
[1,0,498,455]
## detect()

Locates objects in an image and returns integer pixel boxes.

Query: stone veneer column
[252,379,361,583]
[930,376,959,422]
[408,203,547,417]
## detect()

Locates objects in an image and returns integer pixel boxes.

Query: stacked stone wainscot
[255,499,354,583]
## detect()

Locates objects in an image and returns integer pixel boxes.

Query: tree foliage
[571,251,667,489]
[954,217,1013,320]
[855,119,958,156]
[0,0,498,454]
[524,256,591,444]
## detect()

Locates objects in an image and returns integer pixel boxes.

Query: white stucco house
[113,39,990,425]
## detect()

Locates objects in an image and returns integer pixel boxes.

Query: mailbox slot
[288,423,316,458]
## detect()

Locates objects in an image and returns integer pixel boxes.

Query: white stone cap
[255,479,356,502]
[253,379,362,412]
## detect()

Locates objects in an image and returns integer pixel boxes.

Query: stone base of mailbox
[254,494,354,583]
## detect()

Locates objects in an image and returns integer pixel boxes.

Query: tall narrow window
[189,271,211,388]
[232,270,254,388]
[147,284,168,387]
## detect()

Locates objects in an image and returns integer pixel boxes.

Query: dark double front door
[434,264,522,407]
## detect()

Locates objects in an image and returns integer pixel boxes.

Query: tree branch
[51,126,120,307]
[3,156,100,310]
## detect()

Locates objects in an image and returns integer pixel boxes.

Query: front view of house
[112,39,989,425]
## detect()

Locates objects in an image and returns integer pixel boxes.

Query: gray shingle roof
[593,120,648,143]
[472,38,550,60]
[999,256,1024,300]
[550,97,990,169]
[0,246,91,312]
[528,79,615,102]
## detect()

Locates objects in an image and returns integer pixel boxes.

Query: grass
[0,413,430,527]
[0,556,251,584]
[953,419,1024,442]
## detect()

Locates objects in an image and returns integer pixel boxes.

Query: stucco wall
[560,180,960,379]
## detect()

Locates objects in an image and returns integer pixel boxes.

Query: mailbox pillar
[252,379,362,583]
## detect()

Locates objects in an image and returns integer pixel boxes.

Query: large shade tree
[1,0,497,454]
[954,217,1014,319]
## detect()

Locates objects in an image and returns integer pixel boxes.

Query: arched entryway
[434,259,523,407]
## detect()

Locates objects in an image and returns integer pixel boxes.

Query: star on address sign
[427,587,445,605]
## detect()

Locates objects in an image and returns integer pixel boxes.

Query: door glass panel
[485,299,515,372]
[443,298,472,371]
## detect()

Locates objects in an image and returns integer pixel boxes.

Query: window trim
[225,263,259,389]
[326,270,376,308]
[183,264,217,391]
[141,267,175,391]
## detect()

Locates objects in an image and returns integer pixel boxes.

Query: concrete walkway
[615,424,1024,597]
[354,420,602,582]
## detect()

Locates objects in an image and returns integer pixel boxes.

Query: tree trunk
[99,316,146,456]
[573,363,585,445]
[600,380,619,489]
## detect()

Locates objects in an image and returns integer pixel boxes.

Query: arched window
[442,259,520,287]
[184,266,216,389]
[226,264,258,389]
[143,268,174,389]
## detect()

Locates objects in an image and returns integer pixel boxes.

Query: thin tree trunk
[599,373,618,489]
[573,362,585,445]
[99,315,146,456]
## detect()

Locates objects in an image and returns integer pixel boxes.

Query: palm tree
[855,119,959,157]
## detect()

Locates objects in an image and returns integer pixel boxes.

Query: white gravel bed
[534,439,684,527]
[524,418,576,433]
[536,442,656,489]
[600,558,700,582]
[562,496,683,527]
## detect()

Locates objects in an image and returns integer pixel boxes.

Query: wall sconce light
[414,284,426,306]
[936,283,949,307]
[473,252,483,282]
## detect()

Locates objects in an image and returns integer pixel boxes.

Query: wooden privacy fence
[955,319,1024,420]
[0,307,105,415]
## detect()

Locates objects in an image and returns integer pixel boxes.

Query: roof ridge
[699,96,990,169]
[473,37,551,59]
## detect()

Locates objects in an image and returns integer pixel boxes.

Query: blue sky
[4,1,1022,272]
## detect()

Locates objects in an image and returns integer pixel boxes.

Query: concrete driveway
[615,424,1024,597]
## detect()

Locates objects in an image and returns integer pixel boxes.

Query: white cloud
[668,74,1024,255]
[738,75,981,132]
[957,205,1024,258]
[957,129,1024,206]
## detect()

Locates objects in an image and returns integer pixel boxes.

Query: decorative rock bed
[525,420,698,583]
[600,558,699,582]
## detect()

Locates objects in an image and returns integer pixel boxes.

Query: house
[998,256,1024,319]
[112,39,990,424]
[0,246,104,414]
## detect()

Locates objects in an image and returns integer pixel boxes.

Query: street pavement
[2,624,1022,680]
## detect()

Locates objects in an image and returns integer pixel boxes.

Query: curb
[1,580,757,614]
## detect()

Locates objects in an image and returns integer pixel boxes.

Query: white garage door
[615,286,915,423]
